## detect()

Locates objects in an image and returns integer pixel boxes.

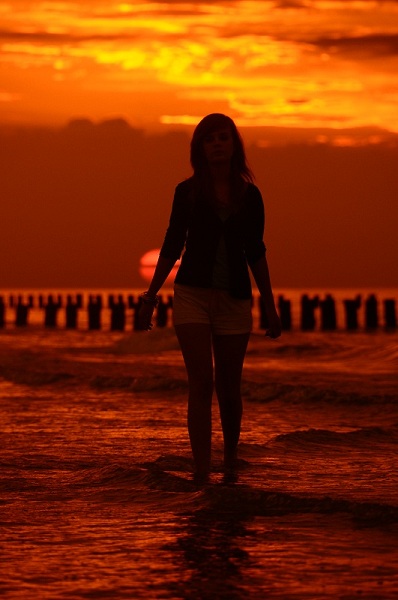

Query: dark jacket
[159,178,266,299]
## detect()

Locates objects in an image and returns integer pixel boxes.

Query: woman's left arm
[250,256,281,339]
[245,186,281,338]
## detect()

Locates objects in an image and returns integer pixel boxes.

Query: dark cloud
[144,0,236,3]
[281,113,352,123]
[273,1,309,7]
[0,29,140,45]
[313,33,398,58]
[287,98,310,105]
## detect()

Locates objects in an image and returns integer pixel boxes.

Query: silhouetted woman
[138,113,281,483]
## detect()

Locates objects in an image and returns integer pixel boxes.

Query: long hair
[189,114,254,208]
[190,113,254,182]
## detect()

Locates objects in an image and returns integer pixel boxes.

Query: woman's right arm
[148,181,192,294]
[137,182,191,330]
[147,256,177,297]
[136,256,177,331]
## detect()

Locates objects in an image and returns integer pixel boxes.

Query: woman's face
[202,127,234,166]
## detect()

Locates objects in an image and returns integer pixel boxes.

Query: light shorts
[173,284,252,335]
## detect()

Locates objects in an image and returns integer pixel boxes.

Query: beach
[1,292,397,599]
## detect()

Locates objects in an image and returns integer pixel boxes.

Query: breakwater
[0,291,396,332]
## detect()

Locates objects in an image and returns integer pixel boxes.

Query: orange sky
[1,0,398,135]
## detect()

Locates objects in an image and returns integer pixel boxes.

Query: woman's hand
[249,256,281,339]
[136,302,156,331]
[265,309,282,339]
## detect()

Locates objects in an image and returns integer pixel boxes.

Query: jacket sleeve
[244,185,267,266]
[159,181,192,261]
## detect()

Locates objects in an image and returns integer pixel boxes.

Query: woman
[138,113,281,483]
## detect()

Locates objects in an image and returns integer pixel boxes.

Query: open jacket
[159,178,266,299]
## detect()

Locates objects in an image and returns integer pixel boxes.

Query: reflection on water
[170,500,251,599]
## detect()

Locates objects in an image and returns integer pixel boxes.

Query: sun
[139,249,179,285]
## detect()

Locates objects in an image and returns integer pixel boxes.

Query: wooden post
[384,299,396,329]
[109,294,126,331]
[88,294,102,330]
[0,296,5,328]
[300,294,319,331]
[320,294,337,331]
[65,294,81,329]
[365,294,378,329]
[278,294,292,331]
[42,294,62,328]
[15,295,32,327]
[343,295,361,330]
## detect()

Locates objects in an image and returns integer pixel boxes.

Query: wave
[0,330,396,401]
[3,457,397,527]
[199,486,398,527]
[1,363,395,403]
[242,380,397,406]
[0,366,187,393]
[112,328,180,354]
[248,332,398,376]
[89,373,187,392]
[271,426,398,448]
[0,346,188,393]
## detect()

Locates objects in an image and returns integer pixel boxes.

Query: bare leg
[174,323,213,480]
[213,333,250,472]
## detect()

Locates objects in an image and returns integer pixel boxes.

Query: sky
[1,0,398,134]
[1,1,397,290]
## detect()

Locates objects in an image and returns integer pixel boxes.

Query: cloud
[0,28,141,44]
[312,33,398,58]
[274,1,310,7]
[1,0,398,133]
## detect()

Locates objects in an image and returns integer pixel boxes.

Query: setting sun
[139,249,179,285]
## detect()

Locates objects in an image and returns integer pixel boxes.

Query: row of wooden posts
[0,292,396,332]
[272,293,395,331]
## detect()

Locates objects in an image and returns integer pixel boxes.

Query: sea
[1,288,397,600]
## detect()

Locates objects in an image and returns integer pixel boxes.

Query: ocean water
[1,289,397,599]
